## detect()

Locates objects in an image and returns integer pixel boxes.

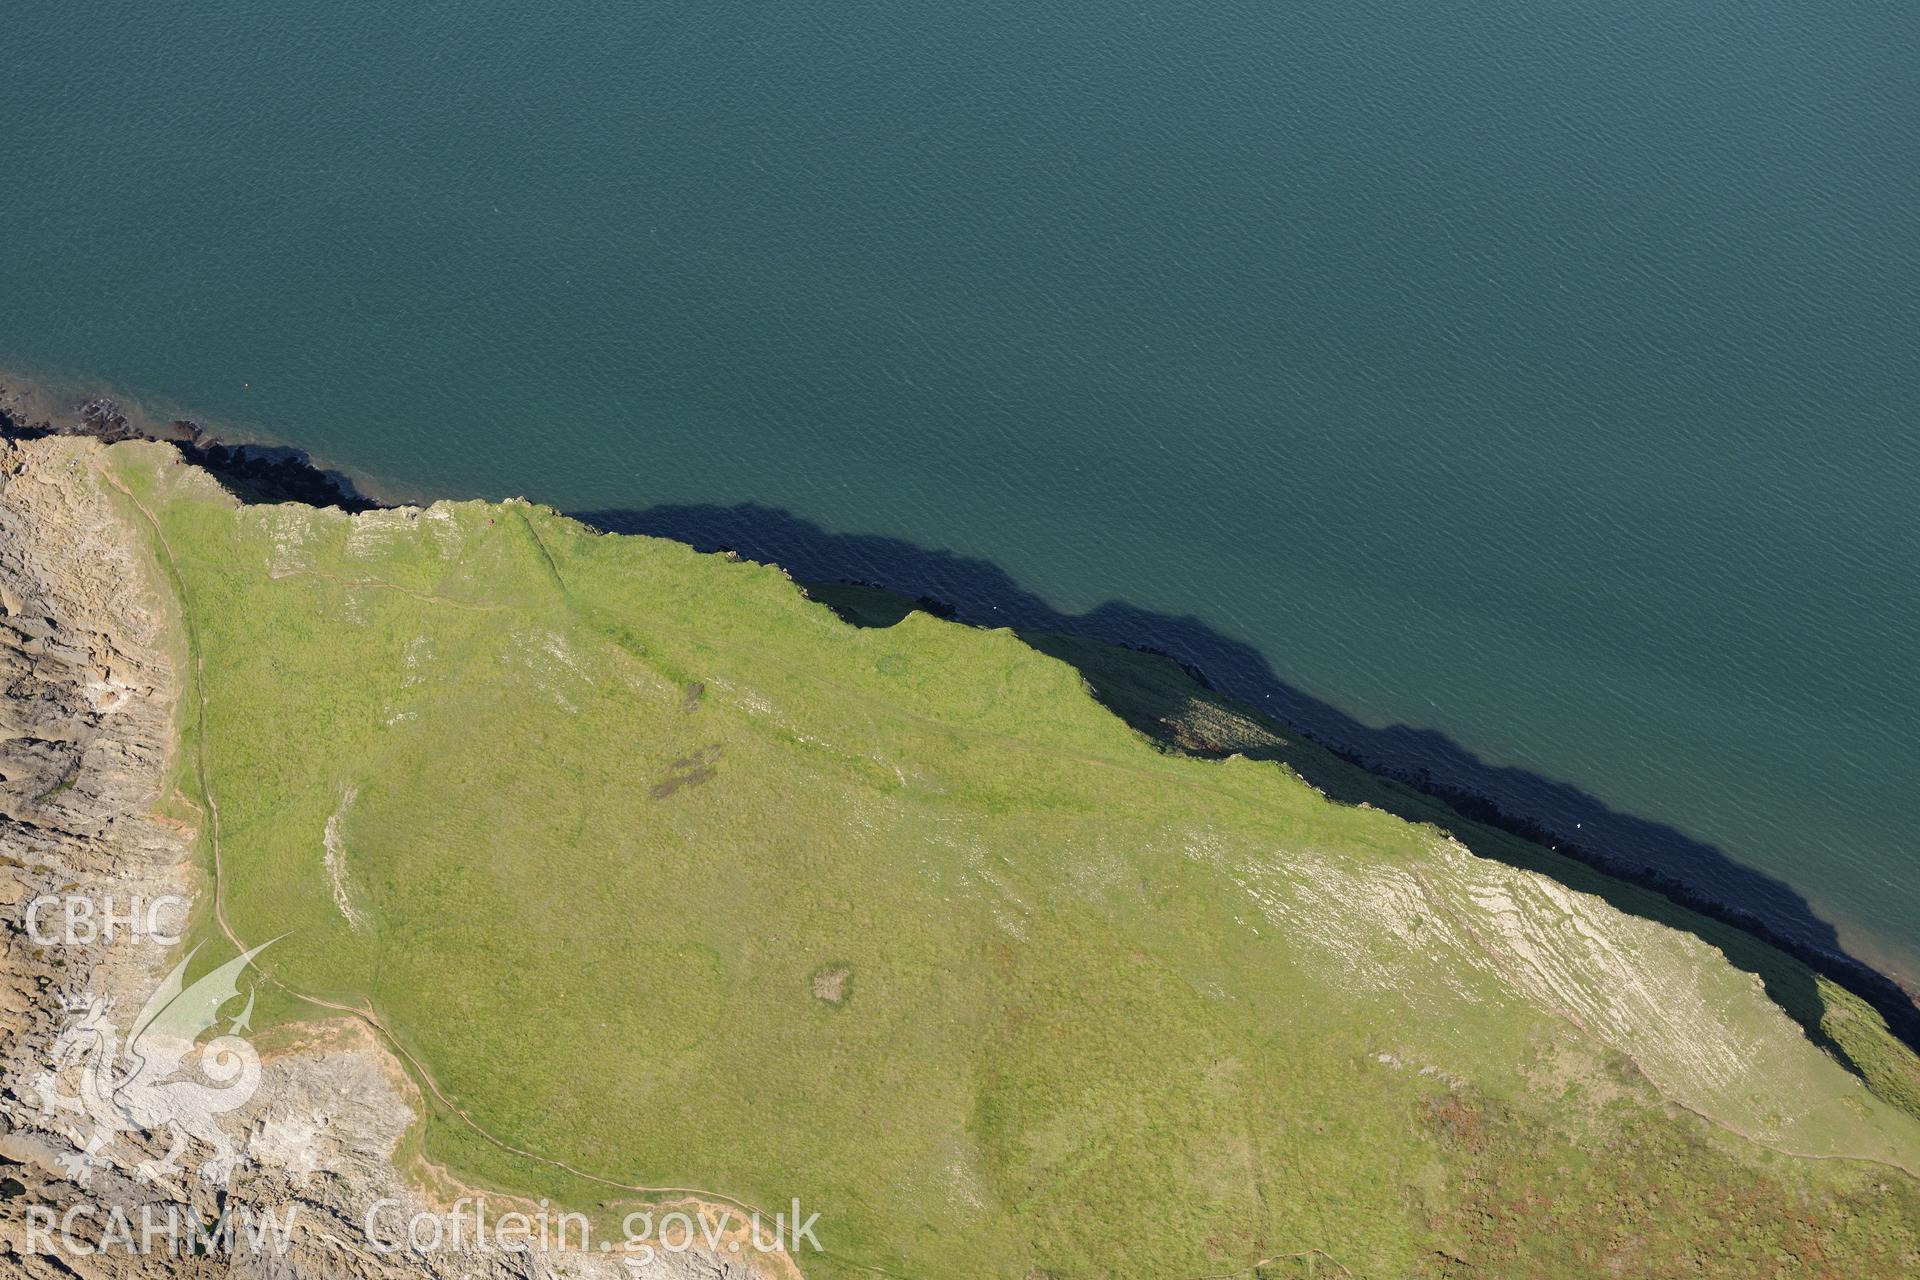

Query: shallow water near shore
[5,1,1917,983]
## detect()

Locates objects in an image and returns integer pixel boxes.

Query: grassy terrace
[102,440,1920,1278]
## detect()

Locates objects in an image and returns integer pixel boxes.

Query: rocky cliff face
[0,435,763,1278]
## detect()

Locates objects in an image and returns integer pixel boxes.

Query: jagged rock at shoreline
[0,436,759,1278]
[0,385,375,514]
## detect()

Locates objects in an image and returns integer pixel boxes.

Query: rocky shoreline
[0,386,375,513]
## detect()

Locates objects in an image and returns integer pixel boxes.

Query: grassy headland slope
[98,438,1920,1278]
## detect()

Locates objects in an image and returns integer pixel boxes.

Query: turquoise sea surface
[5,1,1916,982]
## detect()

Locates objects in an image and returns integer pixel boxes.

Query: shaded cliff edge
[9,384,1916,1119]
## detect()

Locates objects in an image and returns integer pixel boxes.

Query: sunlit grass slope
[108,441,1920,1279]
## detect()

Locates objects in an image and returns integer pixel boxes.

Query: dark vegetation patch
[649,744,721,800]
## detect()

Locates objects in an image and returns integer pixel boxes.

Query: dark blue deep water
[6,1,1917,980]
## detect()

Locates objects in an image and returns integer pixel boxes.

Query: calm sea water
[6,1,1917,981]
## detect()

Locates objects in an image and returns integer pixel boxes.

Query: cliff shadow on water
[582,499,1920,1089]
[0,387,377,513]
[5,388,1914,1101]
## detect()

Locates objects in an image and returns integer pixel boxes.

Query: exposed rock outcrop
[0,436,764,1278]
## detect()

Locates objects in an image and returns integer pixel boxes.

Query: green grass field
[103,440,1920,1277]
